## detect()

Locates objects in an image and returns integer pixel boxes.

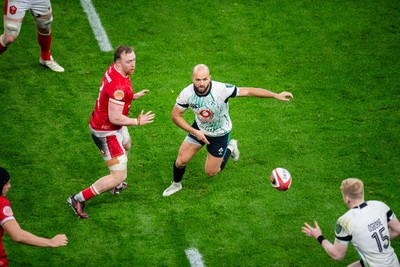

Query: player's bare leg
[67,169,127,218]
[176,141,203,169]
[0,17,23,54]
[109,137,131,194]
[92,169,127,193]
[204,153,224,177]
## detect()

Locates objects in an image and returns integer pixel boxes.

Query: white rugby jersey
[335,201,400,267]
[176,81,239,137]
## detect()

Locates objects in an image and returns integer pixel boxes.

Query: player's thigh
[203,134,229,176]
[120,126,131,151]
[176,139,202,166]
[204,153,223,176]
[30,0,52,17]
[91,130,127,171]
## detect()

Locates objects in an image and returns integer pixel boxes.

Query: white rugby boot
[39,56,65,72]
[162,182,182,197]
[228,139,240,162]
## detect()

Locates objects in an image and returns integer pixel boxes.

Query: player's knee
[110,170,127,183]
[175,158,188,168]
[1,34,17,45]
[34,14,53,33]
[205,168,220,177]
[3,20,22,45]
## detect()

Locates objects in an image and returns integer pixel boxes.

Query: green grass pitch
[0,0,399,266]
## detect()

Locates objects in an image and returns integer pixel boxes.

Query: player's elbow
[10,233,25,243]
[171,113,179,123]
[329,251,346,261]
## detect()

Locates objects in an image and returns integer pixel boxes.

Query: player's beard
[194,84,210,95]
[126,67,135,75]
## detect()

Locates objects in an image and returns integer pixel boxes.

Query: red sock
[0,43,7,55]
[38,32,52,60]
[81,185,97,201]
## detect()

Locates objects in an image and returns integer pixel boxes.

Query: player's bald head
[193,64,210,76]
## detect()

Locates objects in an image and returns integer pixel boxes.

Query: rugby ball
[270,167,292,191]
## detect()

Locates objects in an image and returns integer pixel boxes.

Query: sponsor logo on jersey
[114,89,125,100]
[200,109,211,118]
[3,206,13,217]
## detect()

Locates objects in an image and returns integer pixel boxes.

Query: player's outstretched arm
[134,90,150,100]
[3,220,68,247]
[109,101,154,126]
[239,87,293,101]
[302,221,347,261]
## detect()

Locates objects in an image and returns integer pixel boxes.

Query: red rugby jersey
[90,64,134,131]
[0,196,15,266]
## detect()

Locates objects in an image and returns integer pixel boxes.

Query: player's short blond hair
[340,178,364,199]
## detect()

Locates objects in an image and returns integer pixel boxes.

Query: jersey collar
[353,202,367,209]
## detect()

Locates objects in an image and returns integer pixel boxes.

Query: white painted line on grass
[80,0,113,52]
[185,247,205,267]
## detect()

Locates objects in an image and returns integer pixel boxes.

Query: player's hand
[135,90,150,99]
[138,110,155,125]
[302,221,322,239]
[192,129,210,145]
[50,234,68,247]
[276,91,293,101]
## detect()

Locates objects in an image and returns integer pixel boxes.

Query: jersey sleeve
[334,215,352,243]
[0,198,15,226]
[176,86,191,110]
[378,201,395,222]
[224,83,239,99]
[105,82,126,106]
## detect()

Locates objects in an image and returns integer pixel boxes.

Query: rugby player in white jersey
[302,178,400,267]
[1,0,64,72]
[163,64,293,196]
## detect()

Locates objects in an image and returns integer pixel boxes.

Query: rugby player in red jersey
[67,45,155,219]
[0,167,67,267]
